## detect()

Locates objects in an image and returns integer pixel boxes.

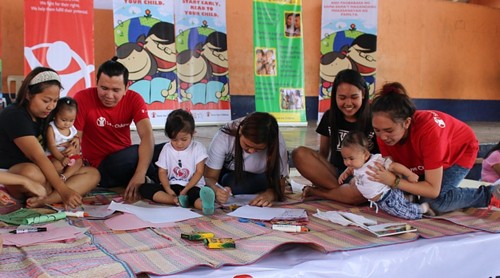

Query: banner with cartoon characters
[174,0,231,124]
[24,0,95,97]
[113,0,179,127]
[113,0,231,127]
[253,0,306,125]
[318,0,377,119]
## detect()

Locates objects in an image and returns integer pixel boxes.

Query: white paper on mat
[227,205,306,221]
[224,194,257,206]
[104,213,178,230]
[82,204,115,218]
[108,201,201,223]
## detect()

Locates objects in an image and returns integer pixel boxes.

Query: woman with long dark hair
[204,112,289,207]
[292,69,377,204]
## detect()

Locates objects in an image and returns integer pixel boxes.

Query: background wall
[1,0,499,120]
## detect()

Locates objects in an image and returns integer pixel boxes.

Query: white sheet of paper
[224,194,257,206]
[227,205,306,221]
[338,211,377,226]
[82,204,115,218]
[104,213,178,230]
[108,201,202,223]
[227,205,285,220]
[290,176,312,193]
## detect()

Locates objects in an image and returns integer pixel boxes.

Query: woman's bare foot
[302,185,317,200]
[26,196,46,208]
[23,180,47,198]
[301,185,327,201]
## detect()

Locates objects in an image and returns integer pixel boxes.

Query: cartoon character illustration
[117,35,171,104]
[201,31,229,102]
[319,45,357,99]
[145,22,177,76]
[24,41,94,96]
[144,22,178,101]
[202,31,228,77]
[176,43,215,104]
[347,33,377,94]
[116,36,157,83]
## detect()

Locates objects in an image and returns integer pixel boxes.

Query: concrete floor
[131,120,498,181]
[134,121,500,151]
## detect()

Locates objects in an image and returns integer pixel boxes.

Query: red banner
[24,0,95,97]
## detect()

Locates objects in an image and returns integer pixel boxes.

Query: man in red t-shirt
[74,59,163,201]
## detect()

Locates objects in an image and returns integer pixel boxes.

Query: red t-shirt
[74,87,149,167]
[377,110,478,176]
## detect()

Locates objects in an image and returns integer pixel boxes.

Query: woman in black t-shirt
[291,69,377,204]
[0,67,99,209]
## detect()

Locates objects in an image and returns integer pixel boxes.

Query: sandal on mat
[200,186,215,215]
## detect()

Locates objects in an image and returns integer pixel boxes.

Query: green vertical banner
[253,0,306,125]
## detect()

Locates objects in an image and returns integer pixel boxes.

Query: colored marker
[9,227,47,234]
[65,211,89,217]
[238,218,266,227]
[272,224,309,233]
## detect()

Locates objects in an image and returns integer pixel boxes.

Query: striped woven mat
[0,236,130,277]
[1,194,499,276]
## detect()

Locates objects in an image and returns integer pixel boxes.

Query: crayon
[228,204,241,211]
[238,218,266,227]
[181,232,215,241]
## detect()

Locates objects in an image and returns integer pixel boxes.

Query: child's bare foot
[26,196,46,208]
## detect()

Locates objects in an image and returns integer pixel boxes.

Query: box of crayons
[203,238,236,249]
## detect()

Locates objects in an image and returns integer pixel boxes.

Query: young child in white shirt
[339,131,433,219]
[45,97,82,182]
[139,109,215,214]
